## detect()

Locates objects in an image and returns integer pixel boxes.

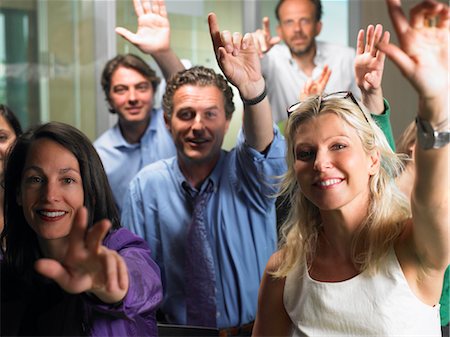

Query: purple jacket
[1,228,162,337]
[82,228,163,337]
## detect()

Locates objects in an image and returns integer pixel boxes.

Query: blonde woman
[252,0,449,335]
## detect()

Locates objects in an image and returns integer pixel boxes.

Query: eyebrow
[23,166,81,175]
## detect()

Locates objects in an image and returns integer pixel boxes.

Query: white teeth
[39,211,66,217]
[318,179,341,187]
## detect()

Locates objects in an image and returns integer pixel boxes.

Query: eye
[331,144,347,151]
[25,176,44,185]
[295,149,315,161]
[136,83,150,92]
[0,134,8,142]
[113,86,127,94]
[204,110,217,119]
[177,110,194,121]
[62,177,77,184]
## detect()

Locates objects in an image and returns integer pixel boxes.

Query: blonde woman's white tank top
[283,247,441,336]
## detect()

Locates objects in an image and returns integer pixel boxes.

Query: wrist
[239,78,266,105]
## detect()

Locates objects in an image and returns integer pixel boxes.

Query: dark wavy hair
[1,122,120,277]
[101,53,161,114]
[275,0,323,22]
[162,65,235,120]
[0,104,23,137]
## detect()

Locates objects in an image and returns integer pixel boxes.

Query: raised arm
[378,0,449,271]
[115,0,184,80]
[208,13,274,152]
[251,17,282,58]
[354,24,390,115]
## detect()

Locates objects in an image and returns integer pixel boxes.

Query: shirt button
[216,311,221,318]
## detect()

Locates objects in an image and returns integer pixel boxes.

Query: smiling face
[166,84,230,169]
[108,66,154,126]
[0,115,17,177]
[293,112,379,212]
[17,138,84,242]
[276,0,322,57]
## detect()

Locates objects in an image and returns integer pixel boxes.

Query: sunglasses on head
[286,91,369,123]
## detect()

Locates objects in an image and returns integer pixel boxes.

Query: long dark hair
[1,122,120,277]
[0,104,23,137]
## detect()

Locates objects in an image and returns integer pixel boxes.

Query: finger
[356,29,365,55]
[386,0,410,36]
[115,27,137,44]
[371,24,383,57]
[263,16,271,36]
[103,252,119,293]
[232,32,242,56]
[377,40,415,78]
[375,31,390,63]
[269,36,282,45]
[436,5,450,29]
[365,25,374,54]
[142,0,151,14]
[35,259,73,289]
[208,13,222,56]
[133,0,144,17]
[67,207,89,254]
[158,0,168,18]
[86,219,111,253]
[221,30,234,53]
[116,254,129,291]
[410,0,445,28]
[321,67,332,87]
[251,33,263,57]
[242,32,254,50]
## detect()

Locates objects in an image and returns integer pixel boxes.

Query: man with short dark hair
[121,13,286,334]
[94,0,183,211]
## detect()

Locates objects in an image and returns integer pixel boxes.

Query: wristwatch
[415,117,450,150]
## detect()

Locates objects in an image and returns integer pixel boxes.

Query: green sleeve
[440,266,450,326]
[371,99,395,151]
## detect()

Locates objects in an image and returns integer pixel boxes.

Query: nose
[313,150,332,172]
[128,88,137,104]
[42,180,60,202]
[191,114,205,132]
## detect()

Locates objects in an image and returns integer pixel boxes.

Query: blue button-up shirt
[94,108,176,212]
[121,127,286,329]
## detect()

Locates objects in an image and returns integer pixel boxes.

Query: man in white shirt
[252,0,359,124]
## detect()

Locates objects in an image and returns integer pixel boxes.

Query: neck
[291,42,317,77]
[178,155,220,190]
[119,117,150,144]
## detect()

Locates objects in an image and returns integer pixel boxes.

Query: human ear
[368,149,381,176]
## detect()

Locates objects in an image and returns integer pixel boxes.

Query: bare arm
[252,252,293,336]
[115,0,184,80]
[354,24,390,115]
[379,0,449,271]
[208,13,274,152]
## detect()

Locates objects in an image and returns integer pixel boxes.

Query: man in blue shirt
[121,13,286,334]
[95,0,183,212]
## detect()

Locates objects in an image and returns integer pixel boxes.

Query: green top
[440,266,449,326]
[277,98,396,151]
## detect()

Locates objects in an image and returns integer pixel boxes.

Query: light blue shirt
[94,108,176,212]
[121,127,286,329]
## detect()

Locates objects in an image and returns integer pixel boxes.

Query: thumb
[35,259,71,287]
[376,41,415,79]
[270,36,281,45]
[115,27,137,44]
